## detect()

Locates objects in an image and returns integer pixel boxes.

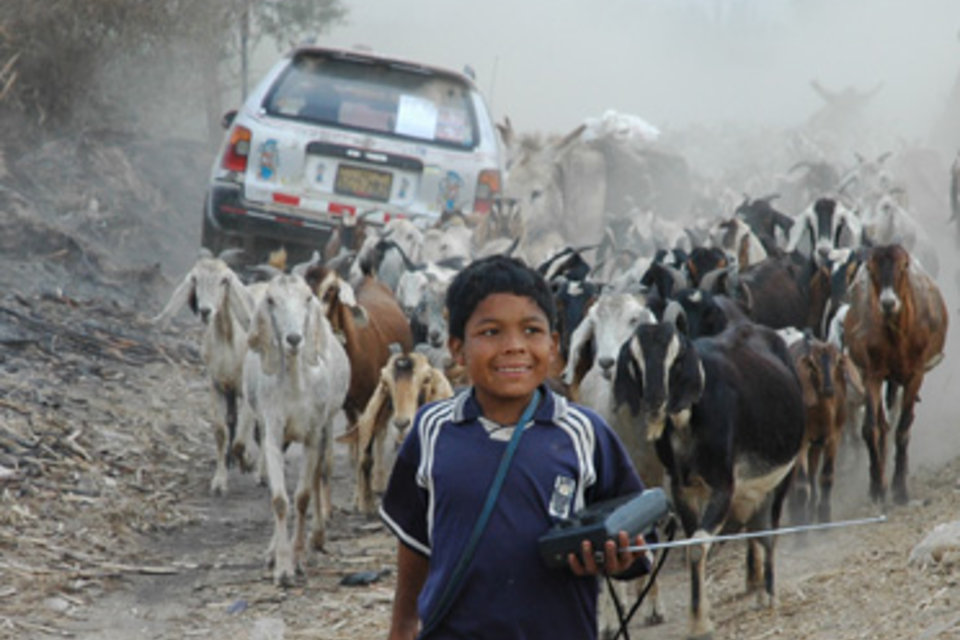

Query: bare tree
[0,0,346,143]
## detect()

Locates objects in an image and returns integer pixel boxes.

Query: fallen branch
[0,398,31,416]
[98,562,180,575]
[6,617,74,638]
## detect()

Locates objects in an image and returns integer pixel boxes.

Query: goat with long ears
[239,272,350,586]
[151,248,255,495]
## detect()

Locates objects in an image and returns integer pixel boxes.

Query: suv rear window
[264,52,478,150]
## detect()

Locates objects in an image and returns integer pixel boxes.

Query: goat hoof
[233,448,254,473]
[210,477,227,496]
[755,591,774,609]
[310,531,326,552]
[274,570,295,588]
[645,611,665,626]
[892,485,909,505]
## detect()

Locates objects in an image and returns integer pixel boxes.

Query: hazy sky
[306,0,960,140]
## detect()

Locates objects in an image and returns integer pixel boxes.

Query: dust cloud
[319,0,959,144]
[317,0,960,476]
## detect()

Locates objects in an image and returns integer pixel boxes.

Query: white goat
[860,193,939,277]
[240,273,350,586]
[152,250,255,495]
[563,292,656,401]
[421,225,473,264]
[562,292,666,630]
[350,218,425,291]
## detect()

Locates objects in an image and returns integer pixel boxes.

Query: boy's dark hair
[445,255,557,340]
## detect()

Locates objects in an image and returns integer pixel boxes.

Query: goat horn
[217,247,246,264]
[698,265,732,294]
[378,239,421,272]
[249,264,283,280]
[588,257,608,278]
[664,264,688,291]
[537,246,574,275]
[571,242,602,254]
[435,256,466,271]
[292,250,323,277]
[662,300,687,332]
[324,251,356,276]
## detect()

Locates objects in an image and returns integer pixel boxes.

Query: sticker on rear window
[395,95,438,140]
[436,108,472,145]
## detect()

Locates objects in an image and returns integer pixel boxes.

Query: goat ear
[667,342,704,414]
[248,304,280,375]
[152,272,195,327]
[334,280,368,326]
[351,305,370,328]
[355,378,391,456]
[188,285,198,316]
[337,280,358,307]
[303,301,324,368]
[563,312,595,385]
[426,366,455,401]
[226,273,253,330]
[612,339,643,416]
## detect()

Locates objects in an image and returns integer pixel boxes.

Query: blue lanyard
[419,388,543,638]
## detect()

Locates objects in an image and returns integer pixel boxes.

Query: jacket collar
[451,383,568,425]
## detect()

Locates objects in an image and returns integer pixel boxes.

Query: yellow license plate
[334,165,393,202]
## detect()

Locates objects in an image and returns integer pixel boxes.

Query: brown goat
[347,350,454,514]
[786,333,863,523]
[303,266,414,435]
[843,244,947,504]
[322,211,372,264]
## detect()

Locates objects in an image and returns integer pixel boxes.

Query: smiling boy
[381,255,649,640]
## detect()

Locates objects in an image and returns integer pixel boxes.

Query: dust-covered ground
[1,126,960,640]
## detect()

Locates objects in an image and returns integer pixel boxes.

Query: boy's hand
[567,530,645,577]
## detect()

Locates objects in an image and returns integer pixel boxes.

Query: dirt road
[0,282,958,640]
[1,131,959,640]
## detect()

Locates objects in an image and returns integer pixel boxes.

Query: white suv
[202,45,503,261]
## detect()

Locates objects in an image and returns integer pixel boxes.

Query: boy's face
[448,293,559,422]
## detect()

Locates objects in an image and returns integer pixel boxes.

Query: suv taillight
[473,169,502,214]
[221,125,252,173]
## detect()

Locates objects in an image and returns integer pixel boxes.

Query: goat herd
[152,184,948,638]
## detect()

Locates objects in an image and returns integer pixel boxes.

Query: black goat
[613,320,804,639]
